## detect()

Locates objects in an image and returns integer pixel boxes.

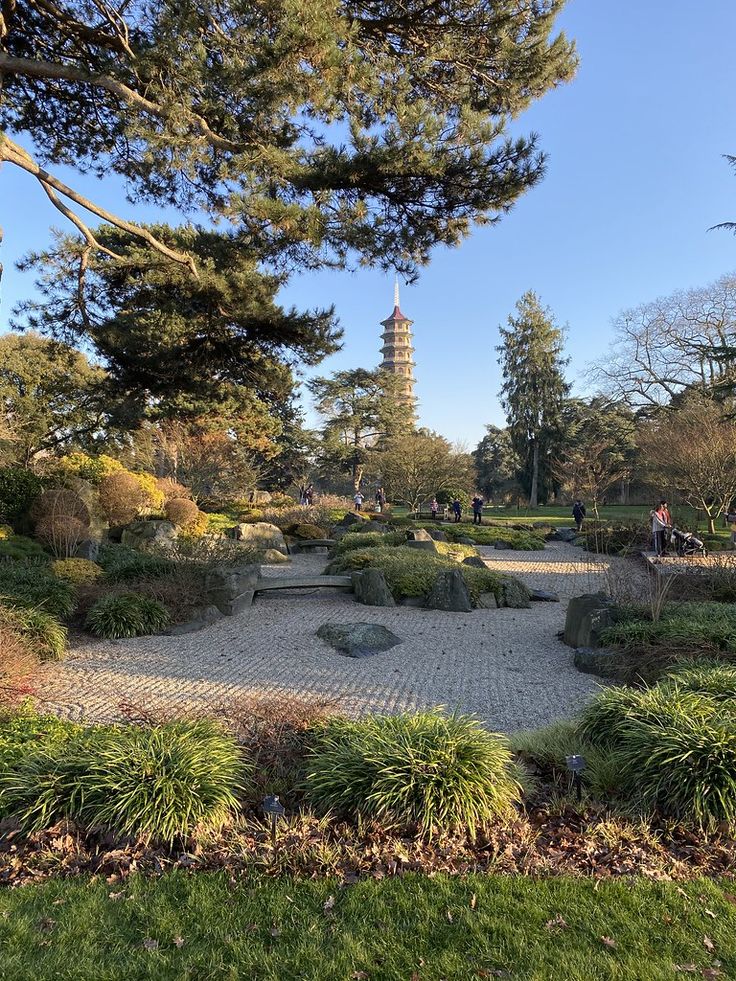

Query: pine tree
[497,292,569,507]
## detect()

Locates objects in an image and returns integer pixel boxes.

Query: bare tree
[553,439,632,518]
[592,273,736,408]
[380,431,471,513]
[639,396,736,533]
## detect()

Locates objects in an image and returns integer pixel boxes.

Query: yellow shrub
[57,452,124,484]
[0,524,14,540]
[132,472,166,513]
[51,558,104,584]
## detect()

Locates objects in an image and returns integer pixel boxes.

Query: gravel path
[36,543,635,733]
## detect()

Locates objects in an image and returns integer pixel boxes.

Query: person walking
[452,497,462,523]
[471,495,483,525]
[651,499,671,556]
[353,490,364,512]
[572,498,586,532]
[305,483,314,506]
[430,497,439,520]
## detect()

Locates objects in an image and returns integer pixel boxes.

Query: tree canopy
[1,0,577,280]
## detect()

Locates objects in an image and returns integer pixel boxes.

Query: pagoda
[380,279,416,411]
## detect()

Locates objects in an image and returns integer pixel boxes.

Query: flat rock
[316,622,402,658]
[476,591,498,609]
[530,589,560,603]
[573,646,632,680]
[427,529,448,542]
[340,512,369,526]
[406,539,438,553]
[457,536,475,545]
[352,569,396,607]
[462,555,486,569]
[400,596,425,607]
[548,527,578,543]
[166,605,224,635]
[425,568,473,612]
[407,528,434,542]
[121,519,177,550]
[260,548,291,564]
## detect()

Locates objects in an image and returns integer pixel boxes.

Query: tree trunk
[529,439,539,509]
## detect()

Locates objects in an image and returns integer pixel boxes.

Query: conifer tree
[497,291,569,507]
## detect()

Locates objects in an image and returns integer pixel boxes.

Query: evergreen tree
[1,0,577,286]
[472,424,521,503]
[497,291,569,507]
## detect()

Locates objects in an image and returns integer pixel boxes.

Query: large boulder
[352,569,396,608]
[316,622,402,658]
[340,511,369,527]
[229,521,287,555]
[530,588,560,602]
[564,593,618,648]
[406,539,438,553]
[425,569,473,612]
[476,591,498,609]
[427,529,448,542]
[121,518,177,550]
[548,527,578,543]
[499,578,532,609]
[573,647,633,679]
[205,563,260,616]
[166,605,224,636]
[260,548,291,564]
[407,528,433,542]
[462,555,486,569]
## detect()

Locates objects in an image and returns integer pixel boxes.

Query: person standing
[471,495,483,525]
[430,497,439,519]
[305,483,314,506]
[572,499,586,532]
[452,498,462,523]
[651,499,671,556]
[353,490,364,512]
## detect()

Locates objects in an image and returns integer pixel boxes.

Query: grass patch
[0,872,734,980]
[0,562,76,619]
[599,602,736,657]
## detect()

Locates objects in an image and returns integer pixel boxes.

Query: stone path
[36,543,639,734]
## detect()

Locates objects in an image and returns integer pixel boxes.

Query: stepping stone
[530,589,560,602]
[316,622,402,658]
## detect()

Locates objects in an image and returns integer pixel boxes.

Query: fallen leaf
[37,918,55,933]
[269,926,281,938]
[673,966,698,974]
[173,936,185,949]
[350,973,369,980]
[323,895,335,914]
[703,935,715,952]
[446,909,453,923]
[545,914,568,931]
[470,893,477,910]
[142,938,159,951]
[702,969,724,979]
[108,891,124,901]
[600,936,617,949]
[704,909,717,919]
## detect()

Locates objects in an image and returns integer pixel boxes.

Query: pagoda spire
[394,275,400,309]
[380,280,416,416]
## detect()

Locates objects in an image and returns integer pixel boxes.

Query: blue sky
[2,0,736,447]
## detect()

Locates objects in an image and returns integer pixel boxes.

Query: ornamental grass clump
[304,709,522,837]
[85,593,170,639]
[598,602,736,657]
[660,661,736,702]
[0,563,76,619]
[0,718,247,842]
[0,603,67,660]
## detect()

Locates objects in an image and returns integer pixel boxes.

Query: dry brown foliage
[98,472,147,525]
[0,616,39,706]
[156,478,192,502]
[164,497,200,529]
[30,489,90,527]
[34,514,88,559]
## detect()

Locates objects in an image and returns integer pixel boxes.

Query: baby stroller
[670,527,707,558]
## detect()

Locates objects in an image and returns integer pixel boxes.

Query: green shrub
[0,534,49,561]
[102,551,177,582]
[0,563,76,618]
[285,522,329,540]
[0,710,83,816]
[0,467,43,525]
[332,531,406,555]
[660,661,736,702]
[599,602,736,657]
[431,524,546,550]
[0,718,247,842]
[304,709,521,837]
[85,593,170,639]
[328,544,509,604]
[434,541,478,561]
[51,558,103,585]
[0,603,67,660]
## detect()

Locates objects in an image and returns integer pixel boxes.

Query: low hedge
[327,545,517,605]
[598,602,736,658]
[421,523,546,551]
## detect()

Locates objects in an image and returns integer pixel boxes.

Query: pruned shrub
[0,603,67,660]
[156,477,191,502]
[133,471,166,513]
[98,471,147,525]
[164,497,200,529]
[0,467,43,525]
[51,558,103,585]
[85,593,170,638]
[304,709,522,837]
[0,718,247,842]
[285,522,329,540]
[332,531,406,555]
[0,523,13,539]
[0,563,76,619]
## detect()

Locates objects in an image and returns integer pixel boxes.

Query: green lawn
[1,872,735,980]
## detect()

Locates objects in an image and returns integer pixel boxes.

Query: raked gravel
[35,542,642,733]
